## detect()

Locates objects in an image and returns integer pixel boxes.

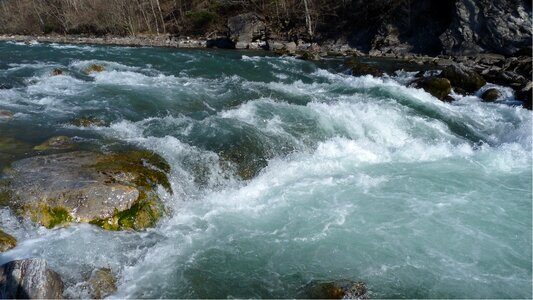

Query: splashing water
[0,42,531,298]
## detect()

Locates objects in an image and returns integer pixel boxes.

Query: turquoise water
[0,41,531,298]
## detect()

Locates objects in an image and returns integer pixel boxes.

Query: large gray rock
[440,0,532,55]
[0,258,64,299]
[227,13,265,49]
[2,151,171,230]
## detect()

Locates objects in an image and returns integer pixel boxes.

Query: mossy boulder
[305,281,368,299]
[0,229,16,252]
[345,58,384,77]
[34,136,75,151]
[299,51,321,61]
[89,268,117,299]
[2,150,171,230]
[68,117,107,127]
[51,68,64,76]
[85,64,105,74]
[415,77,453,101]
[481,88,501,102]
[440,64,486,94]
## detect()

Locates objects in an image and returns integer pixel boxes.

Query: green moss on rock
[27,204,72,229]
[0,229,16,252]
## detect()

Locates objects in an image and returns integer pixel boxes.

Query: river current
[0,41,531,298]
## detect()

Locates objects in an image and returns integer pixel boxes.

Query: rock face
[0,258,64,299]
[415,77,453,101]
[306,281,368,299]
[440,0,532,56]
[2,150,171,230]
[440,64,486,94]
[0,230,16,252]
[89,268,117,299]
[227,13,265,49]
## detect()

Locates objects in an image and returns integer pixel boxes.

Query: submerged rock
[84,64,105,74]
[51,68,64,76]
[481,88,501,102]
[0,110,13,120]
[0,258,64,299]
[415,77,453,101]
[306,281,368,299]
[440,64,486,94]
[89,268,117,299]
[345,58,384,77]
[2,150,171,230]
[68,117,107,127]
[33,136,75,151]
[0,229,16,252]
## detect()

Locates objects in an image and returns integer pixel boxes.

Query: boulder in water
[481,88,501,102]
[89,268,117,299]
[2,150,171,230]
[51,68,63,76]
[0,258,64,299]
[516,81,532,110]
[0,230,16,252]
[345,58,384,77]
[84,64,105,74]
[440,64,486,94]
[306,281,368,299]
[33,136,75,151]
[68,117,107,127]
[415,77,453,101]
[0,110,13,120]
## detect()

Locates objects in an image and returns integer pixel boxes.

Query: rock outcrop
[0,230,16,252]
[2,150,171,230]
[33,136,75,151]
[440,0,532,56]
[0,258,64,299]
[227,13,265,49]
[440,64,486,94]
[345,58,384,77]
[415,77,453,101]
[89,268,117,299]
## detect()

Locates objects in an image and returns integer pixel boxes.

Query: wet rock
[516,81,532,110]
[0,110,13,120]
[0,229,16,252]
[0,137,29,154]
[51,68,64,76]
[440,64,486,94]
[415,77,452,101]
[0,258,64,299]
[299,51,321,61]
[306,281,368,299]
[33,136,75,151]
[84,64,105,74]
[227,13,265,49]
[89,268,117,299]
[481,88,501,102]
[2,150,171,230]
[345,58,384,77]
[68,117,107,127]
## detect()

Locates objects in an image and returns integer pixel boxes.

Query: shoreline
[1,33,531,108]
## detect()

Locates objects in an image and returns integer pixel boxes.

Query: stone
[33,136,75,151]
[306,281,368,299]
[480,88,501,102]
[440,64,486,94]
[0,230,16,252]
[415,77,452,101]
[84,64,105,74]
[2,150,171,230]
[51,68,63,76]
[516,81,532,110]
[0,258,64,299]
[0,110,13,120]
[68,117,107,127]
[227,13,265,49]
[345,58,384,77]
[89,268,117,299]
[299,51,320,61]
